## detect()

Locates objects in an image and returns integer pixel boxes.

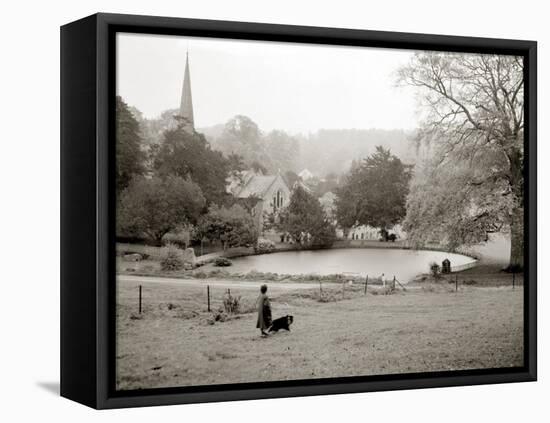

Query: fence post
[207,285,211,312]
[342,281,345,299]
[139,285,142,314]
[319,281,322,297]
[455,274,458,292]
[512,272,515,290]
[364,275,368,295]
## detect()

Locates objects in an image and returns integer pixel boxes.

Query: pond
[226,248,477,283]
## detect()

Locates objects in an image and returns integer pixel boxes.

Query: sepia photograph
[114,32,525,391]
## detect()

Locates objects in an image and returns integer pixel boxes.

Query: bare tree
[399,52,524,268]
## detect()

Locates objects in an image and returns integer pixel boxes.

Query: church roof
[236,175,280,199]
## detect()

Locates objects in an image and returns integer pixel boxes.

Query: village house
[298,168,314,181]
[348,224,406,241]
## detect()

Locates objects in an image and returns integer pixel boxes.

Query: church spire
[179,50,195,132]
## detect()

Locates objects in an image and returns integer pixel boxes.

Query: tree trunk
[507,146,524,271]
[509,205,524,270]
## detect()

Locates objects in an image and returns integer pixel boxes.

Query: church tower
[179,51,195,132]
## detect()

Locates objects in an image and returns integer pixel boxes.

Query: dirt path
[118,274,338,290]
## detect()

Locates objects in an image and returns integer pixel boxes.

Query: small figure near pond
[256,284,272,337]
[442,258,451,274]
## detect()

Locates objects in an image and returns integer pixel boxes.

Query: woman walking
[256,284,272,337]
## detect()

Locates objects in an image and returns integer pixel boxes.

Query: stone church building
[180,52,291,236]
[227,170,291,236]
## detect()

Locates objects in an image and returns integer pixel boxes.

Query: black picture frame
[60,12,537,409]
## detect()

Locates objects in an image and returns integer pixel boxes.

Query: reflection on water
[227,248,476,283]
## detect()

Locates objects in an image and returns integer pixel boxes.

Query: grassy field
[116,276,524,390]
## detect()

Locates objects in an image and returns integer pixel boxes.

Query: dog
[268,315,294,332]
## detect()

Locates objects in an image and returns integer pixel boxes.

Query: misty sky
[116,33,420,134]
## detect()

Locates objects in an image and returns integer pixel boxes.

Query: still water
[227,248,476,283]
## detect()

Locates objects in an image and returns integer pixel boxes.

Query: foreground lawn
[116,277,523,390]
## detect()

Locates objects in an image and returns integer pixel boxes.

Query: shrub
[214,257,232,267]
[207,269,230,278]
[254,238,276,254]
[429,261,441,278]
[223,292,241,313]
[318,292,337,303]
[160,244,184,271]
[163,229,191,249]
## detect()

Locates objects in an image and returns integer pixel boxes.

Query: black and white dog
[268,315,294,332]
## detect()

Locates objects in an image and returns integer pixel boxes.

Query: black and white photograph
[115,32,526,391]
[2,0,548,420]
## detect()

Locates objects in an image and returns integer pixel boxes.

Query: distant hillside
[297,129,417,176]
[129,103,418,179]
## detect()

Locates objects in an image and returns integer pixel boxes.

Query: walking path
[117,274,334,290]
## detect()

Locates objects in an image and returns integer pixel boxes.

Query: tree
[217,115,266,166]
[403,160,511,251]
[196,204,258,250]
[263,130,300,173]
[135,107,179,146]
[117,175,205,245]
[398,53,524,268]
[314,172,340,197]
[116,96,146,193]
[335,146,411,231]
[276,186,336,248]
[283,170,300,190]
[152,117,233,205]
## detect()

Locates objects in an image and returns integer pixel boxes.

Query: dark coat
[256,293,272,330]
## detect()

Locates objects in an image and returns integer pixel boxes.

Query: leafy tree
[136,107,179,146]
[276,186,336,248]
[284,170,300,190]
[117,175,205,245]
[314,172,340,197]
[403,160,511,251]
[216,116,299,174]
[335,146,411,231]
[152,117,233,205]
[263,130,300,173]
[217,115,266,166]
[196,204,258,250]
[116,96,145,193]
[398,53,524,268]
[226,153,246,174]
[250,160,268,175]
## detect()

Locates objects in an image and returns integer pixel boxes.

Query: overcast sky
[116,33,420,134]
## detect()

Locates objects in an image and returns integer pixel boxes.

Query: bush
[318,292,337,303]
[254,238,276,254]
[160,243,185,271]
[163,229,191,249]
[214,257,232,267]
[223,292,241,313]
[429,261,441,278]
